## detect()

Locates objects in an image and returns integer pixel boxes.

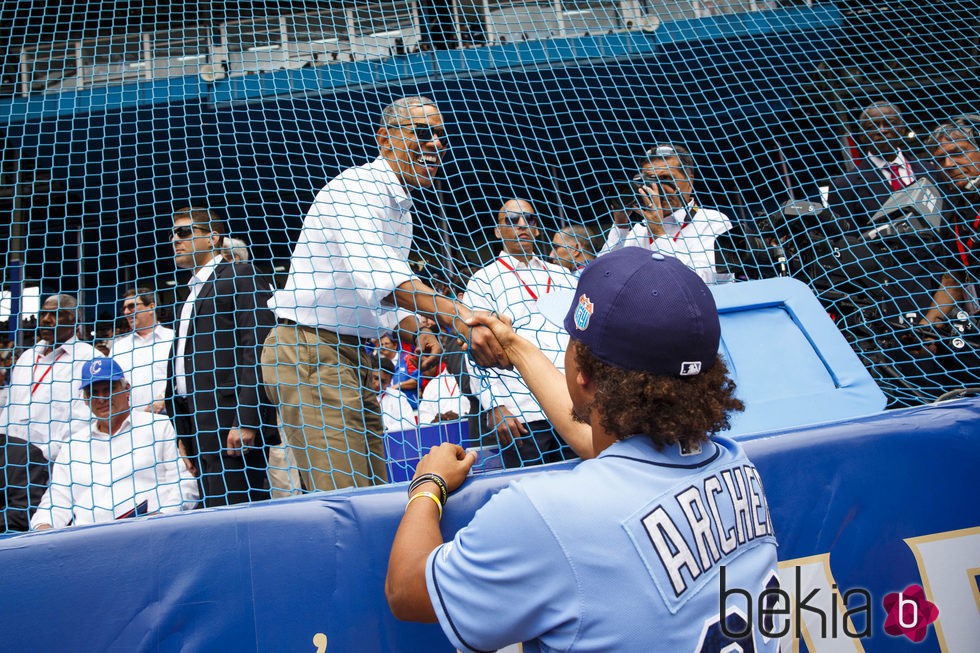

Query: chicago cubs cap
[80,357,127,390]
[540,247,720,376]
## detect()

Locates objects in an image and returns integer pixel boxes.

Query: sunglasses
[171,225,209,239]
[392,122,448,145]
[500,211,539,228]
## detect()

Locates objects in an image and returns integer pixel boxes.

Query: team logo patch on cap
[680,361,702,376]
[574,294,594,331]
[90,359,104,375]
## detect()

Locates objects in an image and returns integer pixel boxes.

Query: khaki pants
[261,323,388,492]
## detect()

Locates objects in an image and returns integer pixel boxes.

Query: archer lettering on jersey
[641,464,774,599]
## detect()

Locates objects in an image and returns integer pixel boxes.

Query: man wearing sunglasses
[166,207,278,507]
[0,294,98,531]
[462,198,577,468]
[262,96,508,494]
[599,144,733,284]
[922,116,980,328]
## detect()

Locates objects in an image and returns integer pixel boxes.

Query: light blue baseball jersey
[425,434,779,652]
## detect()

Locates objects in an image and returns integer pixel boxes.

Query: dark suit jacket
[165,261,280,457]
[827,157,936,232]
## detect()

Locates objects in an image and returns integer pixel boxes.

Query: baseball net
[0,0,977,525]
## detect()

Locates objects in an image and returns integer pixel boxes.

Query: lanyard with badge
[32,350,66,395]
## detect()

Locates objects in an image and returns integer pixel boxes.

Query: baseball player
[386,247,779,652]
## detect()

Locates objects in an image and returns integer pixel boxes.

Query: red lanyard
[32,350,66,395]
[955,212,980,268]
[650,221,691,244]
[442,369,458,397]
[498,258,552,301]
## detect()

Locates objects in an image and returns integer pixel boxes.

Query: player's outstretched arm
[386,443,477,622]
[467,313,595,459]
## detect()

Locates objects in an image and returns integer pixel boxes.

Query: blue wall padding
[0,398,977,652]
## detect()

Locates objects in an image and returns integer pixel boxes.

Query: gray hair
[557,224,596,255]
[42,293,78,321]
[380,96,439,128]
[222,236,251,263]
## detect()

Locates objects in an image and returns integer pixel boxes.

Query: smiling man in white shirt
[463,198,577,468]
[109,288,173,414]
[261,96,507,493]
[0,294,97,531]
[32,357,199,530]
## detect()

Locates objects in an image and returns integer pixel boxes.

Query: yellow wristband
[406,491,443,520]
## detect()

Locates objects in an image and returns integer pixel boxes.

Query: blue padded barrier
[385,421,469,483]
[712,277,888,437]
[0,398,977,652]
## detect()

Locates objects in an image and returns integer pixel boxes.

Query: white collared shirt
[417,367,471,425]
[463,252,577,422]
[380,386,418,434]
[31,410,200,529]
[0,336,97,461]
[867,150,914,187]
[109,324,174,411]
[174,255,223,396]
[600,204,732,283]
[271,156,416,337]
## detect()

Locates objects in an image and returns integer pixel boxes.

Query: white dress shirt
[463,252,577,423]
[417,366,471,425]
[867,150,915,187]
[0,336,97,461]
[109,324,174,411]
[380,386,418,434]
[599,204,732,283]
[31,411,200,529]
[174,255,222,396]
[271,156,416,337]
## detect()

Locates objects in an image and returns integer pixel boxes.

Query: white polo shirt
[31,411,200,529]
[109,324,174,411]
[463,252,576,423]
[380,386,418,434]
[600,204,732,283]
[0,336,97,461]
[417,366,471,425]
[271,156,416,337]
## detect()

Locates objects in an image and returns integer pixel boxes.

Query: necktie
[889,164,905,191]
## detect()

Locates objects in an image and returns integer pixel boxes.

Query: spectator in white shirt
[463,199,578,468]
[417,359,470,424]
[375,358,417,433]
[260,96,507,493]
[599,144,733,283]
[109,288,174,414]
[0,294,97,531]
[31,357,199,530]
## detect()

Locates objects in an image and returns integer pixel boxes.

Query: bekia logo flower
[882,584,939,643]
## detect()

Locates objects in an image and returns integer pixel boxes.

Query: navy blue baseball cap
[539,247,720,376]
[80,357,127,390]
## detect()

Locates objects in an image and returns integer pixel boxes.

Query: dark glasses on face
[171,225,208,239]
[393,122,448,145]
[501,211,538,228]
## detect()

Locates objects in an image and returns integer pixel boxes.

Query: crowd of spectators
[0,96,977,533]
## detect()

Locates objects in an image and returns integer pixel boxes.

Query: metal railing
[17,1,776,96]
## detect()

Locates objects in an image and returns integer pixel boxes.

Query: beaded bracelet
[409,473,449,506]
[406,491,443,519]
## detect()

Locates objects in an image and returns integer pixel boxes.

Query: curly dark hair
[574,343,744,450]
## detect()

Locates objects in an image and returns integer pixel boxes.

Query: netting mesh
[0,1,977,531]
